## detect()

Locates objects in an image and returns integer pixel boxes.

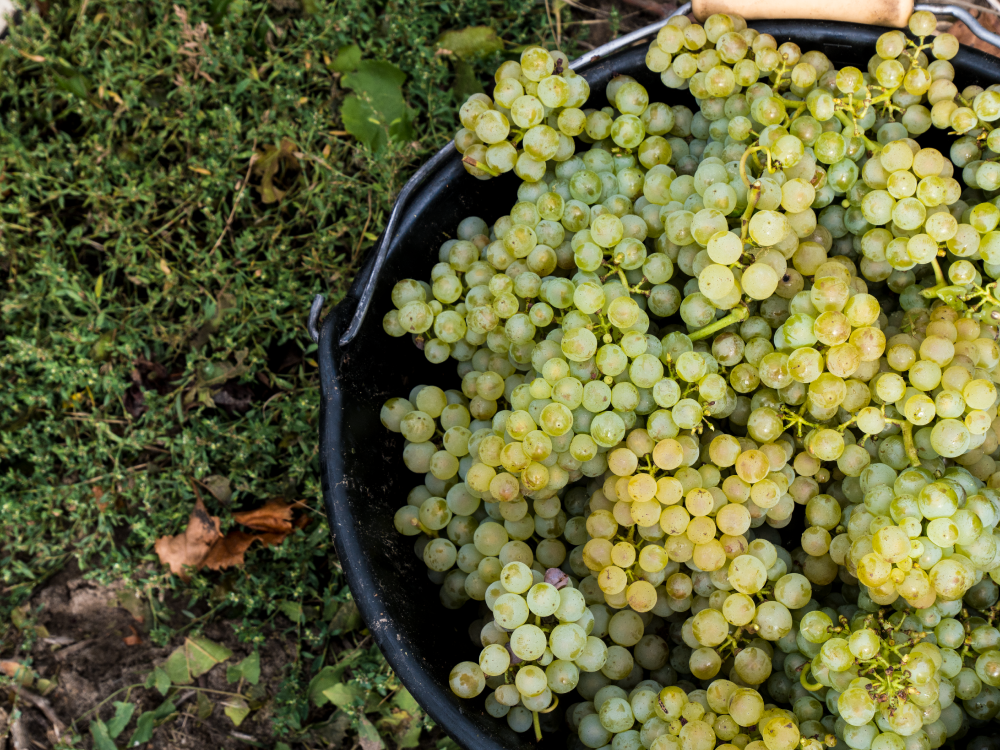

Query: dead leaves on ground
[155,497,304,579]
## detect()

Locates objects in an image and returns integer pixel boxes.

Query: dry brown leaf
[92,486,109,512]
[154,498,222,580]
[948,11,1000,57]
[0,661,33,686]
[123,625,142,646]
[233,498,294,534]
[155,499,300,576]
[203,530,289,570]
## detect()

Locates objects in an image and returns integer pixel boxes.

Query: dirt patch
[4,562,294,748]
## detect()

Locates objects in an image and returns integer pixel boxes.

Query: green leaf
[128,700,176,746]
[53,71,90,99]
[340,95,386,153]
[331,44,361,73]
[329,599,362,633]
[90,719,117,750]
[106,701,136,738]
[196,690,214,720]
[278,600,304,624]
[391,688,421,716]
[321,682,362,707]
[152,666,171,696]
[128,713,156,746]
[223,696,250,726]
[226,652,261,685]
[453,60,484,99]
[276,745,292,750]
[340,62,412,154]
[437,26,504,59]
[162,636,233,685]
[357,716,385,750]
[307,665,341,706]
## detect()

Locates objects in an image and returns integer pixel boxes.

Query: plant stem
[800,664,823,691]
[930,255,946,287]
[689,306,749,342]
[740,183,761,242]
[533,710,542,741]
[900,420,920,468]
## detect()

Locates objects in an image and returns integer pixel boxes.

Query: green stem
[461,156,499,177]
[900,421,920,468]
[800,664,823,691]
[533,710,542,741]
[73,682,146,723]
[689,306,749,342]
[740,183,762,242]
[930,256,946,288]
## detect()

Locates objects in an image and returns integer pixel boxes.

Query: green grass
[0,0,594,745]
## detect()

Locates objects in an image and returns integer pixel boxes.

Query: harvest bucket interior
[318,17,1000,750]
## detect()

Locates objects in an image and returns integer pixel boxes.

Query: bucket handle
[307,0,1000,346]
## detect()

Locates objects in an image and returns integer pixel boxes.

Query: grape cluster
[374,7,1000,748]
[455,47,591,180]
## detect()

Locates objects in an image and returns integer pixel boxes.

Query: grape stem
[532,710,542,741]
[688,305,749,342]
[800,663,823,691]
[740,181,762,242]
[739,147,773,188]
[885,418,920,468]
[929,255,946,288]
[461,156,499,177]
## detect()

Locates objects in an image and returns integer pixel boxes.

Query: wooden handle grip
[691,0,913,28]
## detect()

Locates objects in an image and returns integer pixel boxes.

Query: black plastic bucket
[318,21,1000,750]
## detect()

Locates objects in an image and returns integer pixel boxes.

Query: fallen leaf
[948,11,1000,57]
[93,486,110,512]
[202,475,232,504]
[330,43,361,73]
[202,530,288,570]
[156,497,299,576]
[90,719,117,750]
[436,26,503,60]
[154,498,222,580]
[106,702,136,738]
[322,682,362,707]
[0,661,32,686]
[212,381,253,412]
[226,652,261,685]
[124,624,142,646]
[163,636,232,684]
[358,716,385,750]
[196,691,214,720]
[233,498,294,533]
[17,49,46,62]
[253,139,299,203]
[222,696,250,726]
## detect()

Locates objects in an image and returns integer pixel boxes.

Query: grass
[0,0,615,746]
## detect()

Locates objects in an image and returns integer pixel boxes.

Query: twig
[77,464,148,486]
[544,0,558,47]
[12,687,65,740]
[559,0,608,15]
[11,714,28,750]
[352,190,373,264]
[210,140,258,255]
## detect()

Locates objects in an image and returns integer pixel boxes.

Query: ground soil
[6,561,294,749]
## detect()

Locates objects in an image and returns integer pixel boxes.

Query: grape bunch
[455,47,589,181]
[371,7,1000,748]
